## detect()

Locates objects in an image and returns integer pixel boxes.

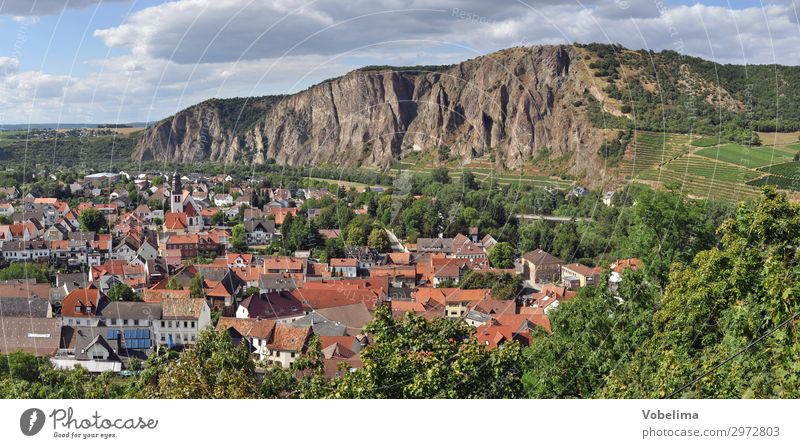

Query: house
[143,288,190,303]
[236,292,305,322]
[316,335,366,378]
[258,274,298,294]
[450,233,486,259]
[288,302,373,337]
[226,252,253,268]
[213,193,234,207]
[53,326,125,373]
[560,263,601,288]
[0,317,60,356]
[263,256,306,275]
[0,297,53,318]
[609,258,643,290]
[61,287,106,326]
[244,220,275,246]
[521,249,564,285]
[416,237,453,254]
[265,324,311,368]
[0,203,14,216]
[329,258,358,278]
[154,298,212,348]
[474,315,547,349]
[602,191,615,206]
[1,240,50,261]
[216,317,276,361]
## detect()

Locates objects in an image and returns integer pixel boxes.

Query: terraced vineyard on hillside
[622,130,800,202]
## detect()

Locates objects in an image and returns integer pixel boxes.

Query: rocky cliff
[134,45,605,177]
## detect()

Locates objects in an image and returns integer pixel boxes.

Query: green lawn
[695,143,796,169]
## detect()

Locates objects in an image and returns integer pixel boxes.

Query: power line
[666,309,800,399]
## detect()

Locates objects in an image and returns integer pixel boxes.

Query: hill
[133,43,800,190]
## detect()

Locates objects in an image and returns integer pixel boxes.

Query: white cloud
[4,0,800,123]
[0,57,20,77]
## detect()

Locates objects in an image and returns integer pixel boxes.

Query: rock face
[134,45,604,177]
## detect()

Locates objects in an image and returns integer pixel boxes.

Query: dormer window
[74,306,81,313]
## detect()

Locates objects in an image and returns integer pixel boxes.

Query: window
[92,354,104,360]
[161,335,165,342]
[75,319,81,325]
[291,352,295,358]
[74,306,81,313]
[133,319,139,326]
[191,321,196,328]
[183,321,188,328]
[160,321,165,328]
[123,319,129,325]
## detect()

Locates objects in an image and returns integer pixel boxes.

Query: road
[514,214,593,222]
[385,228,408,253]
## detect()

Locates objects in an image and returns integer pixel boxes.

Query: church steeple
[171,171,184,213]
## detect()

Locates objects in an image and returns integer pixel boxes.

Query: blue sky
[0,0,797,123]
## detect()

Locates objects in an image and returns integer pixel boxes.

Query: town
[0,167,640,379]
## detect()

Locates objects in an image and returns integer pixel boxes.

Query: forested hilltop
[2,185,799,399]
[578,43,800,136]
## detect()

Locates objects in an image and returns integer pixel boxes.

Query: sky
[0,0,798,124]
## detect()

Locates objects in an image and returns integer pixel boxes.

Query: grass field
[695,143,796,169]
[757,131,800,146]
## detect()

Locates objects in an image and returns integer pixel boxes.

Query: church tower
[171,171,184,213]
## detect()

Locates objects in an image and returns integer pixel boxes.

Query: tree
[135,329,258,399]
[0,263,49,283]
[488,242,515,268]
[323,305,526,398]
[189,273,205,298]
[430,167,451,184]
[345,225,367,247]
[79,208,107,232]
[602,187,800,398]
[165,277,182,291]
[106,283,139,302]
[230,223,247,252]
[522,270,657,398]
[367,228,391,253]
[461,171,479,190]
[211,210,225,226]
[459,271,523,300]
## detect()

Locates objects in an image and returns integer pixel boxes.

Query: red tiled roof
[268,324,310,351]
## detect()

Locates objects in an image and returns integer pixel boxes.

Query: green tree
[602,187,800,398]
[430,167,451,184]
[367,228,391,253]
[135,329,258,399]
[189,273,205,298]
[106,283,139,301]
[461,171,479,190]
[488,242,515,268]
[0,263,49,283]
[230,223,247,252]
[79,208,107,232]
[324,305,525,398]
[165,277,182,290]
[345,225,367,247]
